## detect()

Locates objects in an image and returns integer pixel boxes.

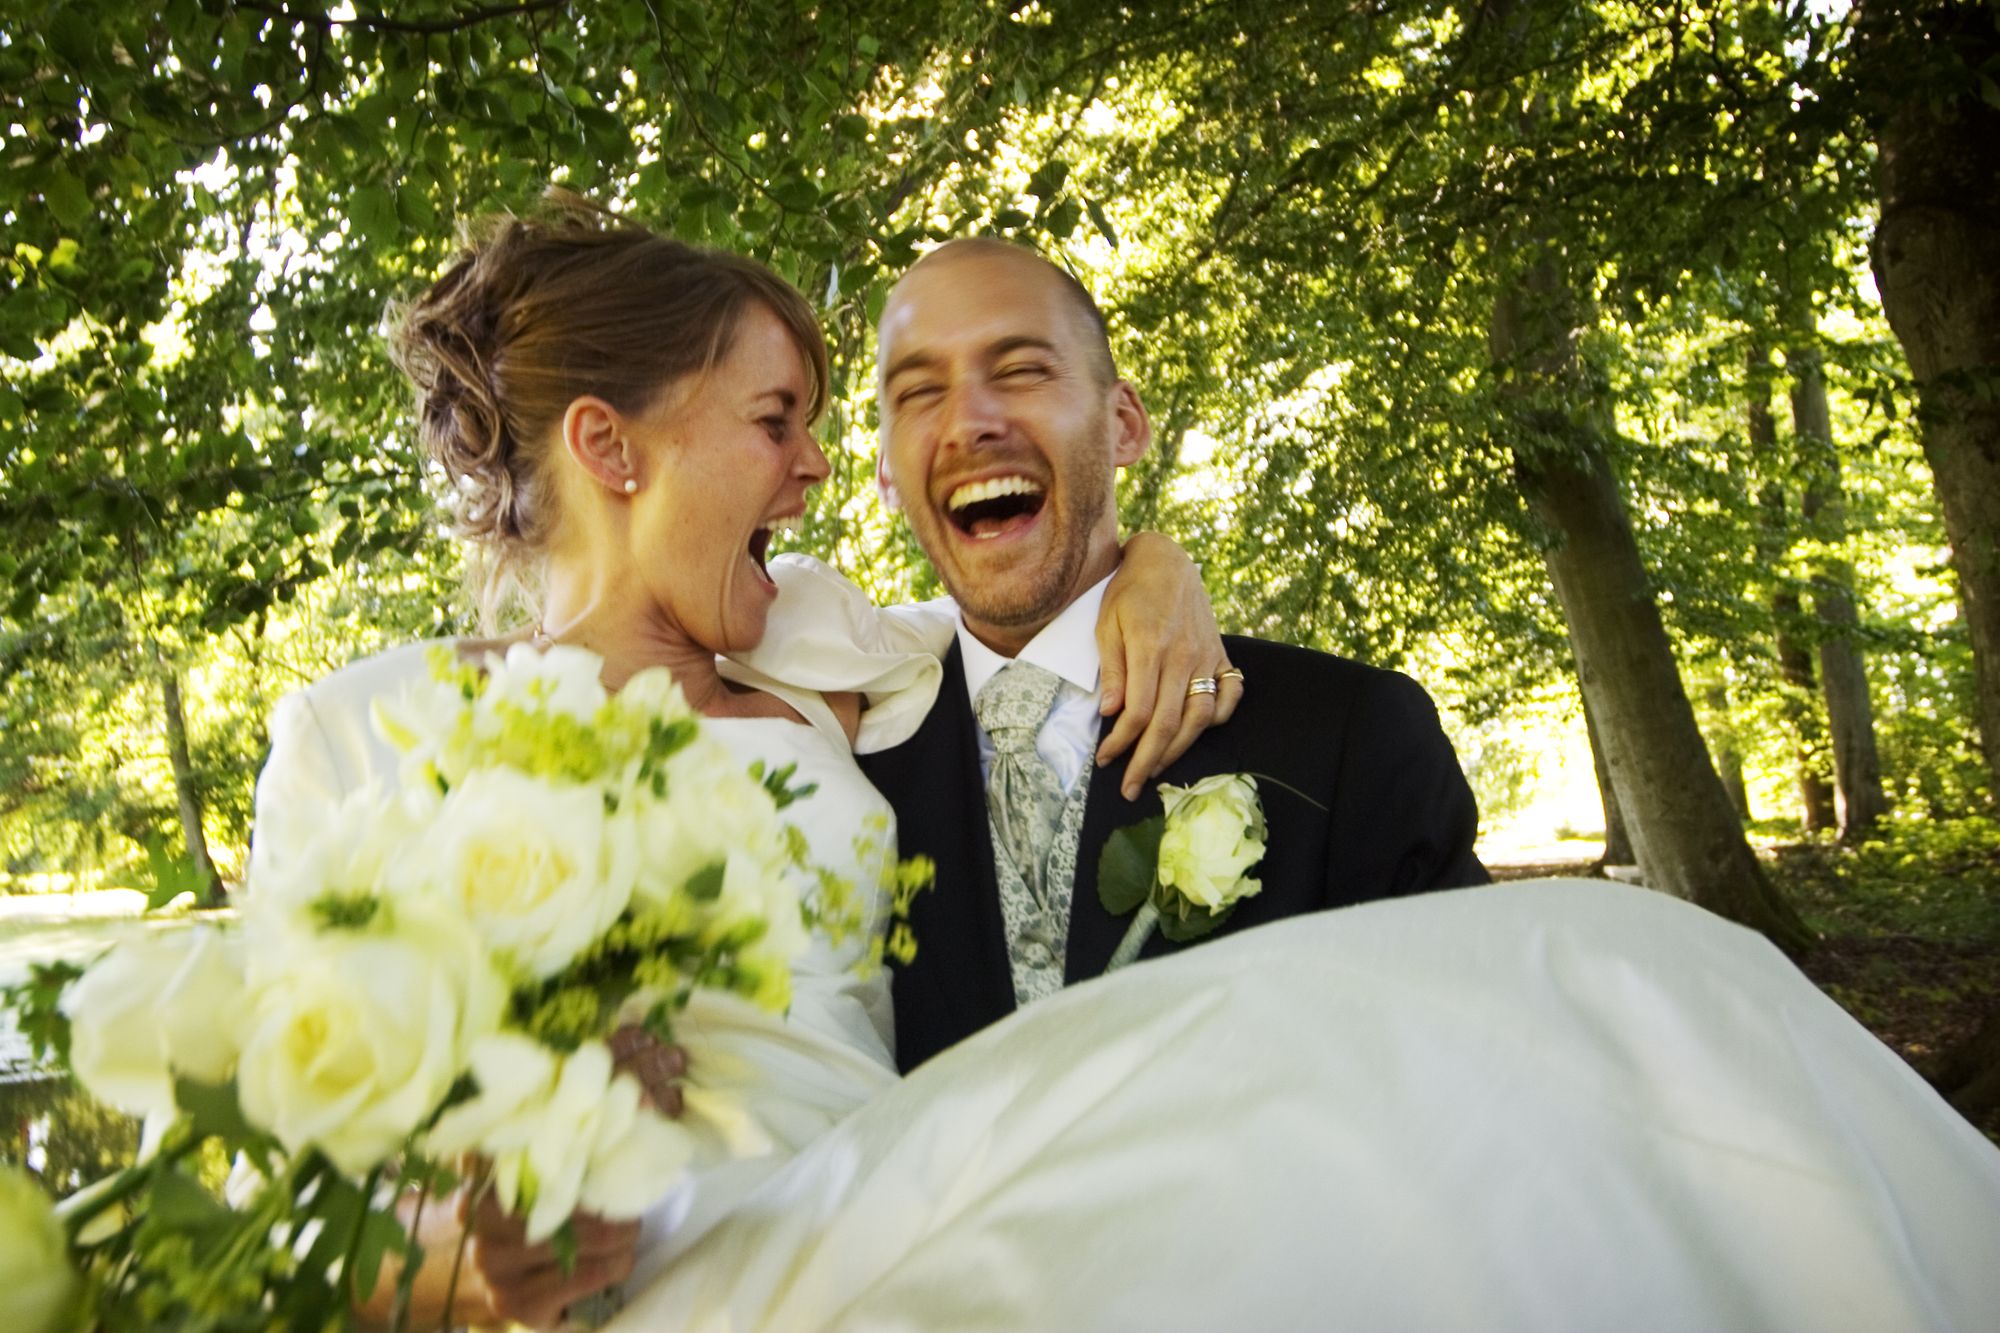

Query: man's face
[876,247,1148,652]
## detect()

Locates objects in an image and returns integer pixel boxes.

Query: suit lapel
[897,645,1017,1039]
[1064,717,1163,982]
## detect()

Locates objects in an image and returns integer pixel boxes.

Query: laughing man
[860,239,1489,1071]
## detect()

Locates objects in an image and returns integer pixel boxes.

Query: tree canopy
[3,1,1995,939]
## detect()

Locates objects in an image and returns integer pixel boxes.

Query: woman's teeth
[760,514,804,535]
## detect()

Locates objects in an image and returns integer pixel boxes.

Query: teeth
[759,514,804,534]
[947,476,1044,513]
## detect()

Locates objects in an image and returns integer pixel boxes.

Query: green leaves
[0,959,84,1067]
[141,835,215,912]
[1097,816,1164,916]
[1157,898,1234,944]
[1083,196,1119,248]
[173,1076,255,1145]
[42,171,92,231]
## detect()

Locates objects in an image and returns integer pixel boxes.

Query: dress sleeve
[247,688,350,889]
[247,644,429,888]
[718,554,948,754]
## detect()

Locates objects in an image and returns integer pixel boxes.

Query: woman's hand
[1096,532,1243,798]
[609,1023,688,1116]
[470,1027,681,1324]
[357,1026,685,1329]
[464,1190,641,1329]
[354,1183,640,1331]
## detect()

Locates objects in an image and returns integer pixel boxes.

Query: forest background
[2,0,1998,1131]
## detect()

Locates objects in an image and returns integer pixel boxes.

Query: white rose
[63,925,247,1118]
[629,739,790,909]
[482,642,609,724]
[395,766,638,980]
[248,781,437,911]
[426,1034,697,1243]
[1155,774,1267,912]
[235,899,505,1177]
[0,1165,76,1333]
[612,664,697,728]
[714,850,810,966]
[368,647,480,785]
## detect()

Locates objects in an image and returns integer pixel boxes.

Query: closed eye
[761,416,790,441]
[895,382,943,407]
[996,362,1052,383]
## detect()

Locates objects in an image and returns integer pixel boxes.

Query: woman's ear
[562,396,642,495]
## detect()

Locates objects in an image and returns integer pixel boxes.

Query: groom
[860,239,1488,1071]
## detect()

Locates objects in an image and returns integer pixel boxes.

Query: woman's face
[625,302,827,654]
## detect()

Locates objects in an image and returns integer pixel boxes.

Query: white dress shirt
[957,573,1113,795]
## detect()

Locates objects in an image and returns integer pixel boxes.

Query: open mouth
[749,514,803,578]
[946,476,1046,540]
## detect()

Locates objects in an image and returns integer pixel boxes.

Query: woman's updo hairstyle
[390,188,829,621]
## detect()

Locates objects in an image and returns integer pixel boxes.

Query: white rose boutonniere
[1099,772,1269,970]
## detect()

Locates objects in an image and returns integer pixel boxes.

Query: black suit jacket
[859,634,1488,1072]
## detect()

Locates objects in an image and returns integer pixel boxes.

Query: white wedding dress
[256,558,2000,1332]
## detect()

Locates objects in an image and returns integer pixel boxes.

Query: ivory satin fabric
[610,880,2000,1332]
[249,569,2000,1331]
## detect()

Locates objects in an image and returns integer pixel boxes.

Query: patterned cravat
[974,661,1068,905]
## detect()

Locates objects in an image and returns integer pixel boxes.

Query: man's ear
[1109,381,1153,469]
[875,446,902,510]
[562,395,640,495]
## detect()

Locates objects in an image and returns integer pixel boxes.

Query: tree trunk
[1492,262,1809,951]
[1582,687,1634,867]
[1861,0,2000,806]
[1704,682,1752,823]
[1749,344,1837,830]
[1788,335,1889,840]
[161,669,225,907]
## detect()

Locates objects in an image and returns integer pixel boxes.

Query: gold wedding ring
[1187,676,1220,698]
[1219,667,1245,684]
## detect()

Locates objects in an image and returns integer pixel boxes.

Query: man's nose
[939,379,1006,452]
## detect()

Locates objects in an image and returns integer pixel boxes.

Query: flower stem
[55,1117,199,1241]
[1242,770,1328,813]
[340,1165,385,1313]
[1107,902,1160,972]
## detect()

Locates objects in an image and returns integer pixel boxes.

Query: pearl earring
[623,478,638,495]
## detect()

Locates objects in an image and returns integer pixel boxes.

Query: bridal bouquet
[2,645,858,1331]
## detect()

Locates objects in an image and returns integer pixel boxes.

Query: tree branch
[234,0,567,38]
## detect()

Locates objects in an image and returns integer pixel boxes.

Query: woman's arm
[726,548,1238,775]
[1095,532,1243,798]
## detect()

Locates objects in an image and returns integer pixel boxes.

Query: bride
[258,198,2000,1330]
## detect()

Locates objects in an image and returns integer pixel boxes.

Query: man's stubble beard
[913,417,1117,636]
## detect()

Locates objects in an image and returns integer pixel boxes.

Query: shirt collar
[957,571,1113,705]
